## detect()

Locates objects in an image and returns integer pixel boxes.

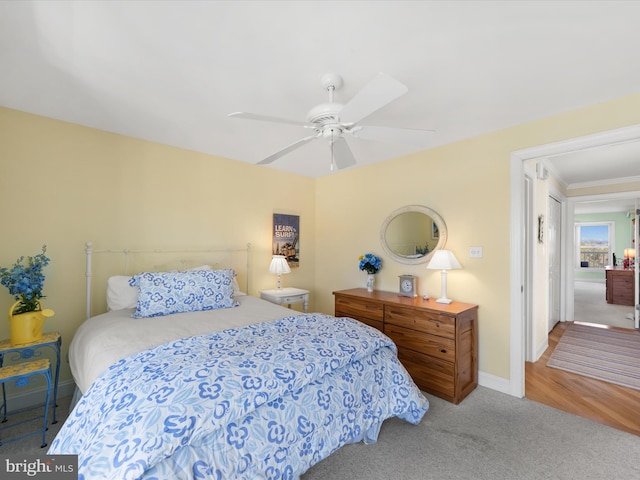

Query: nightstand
[0,332,61,424]
[260,287,310,313]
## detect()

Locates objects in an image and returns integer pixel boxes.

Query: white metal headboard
[85,242,251,319]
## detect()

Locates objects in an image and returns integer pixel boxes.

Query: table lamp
[269,255,291,289]
[624,248,636,269]
[427,250,462,304]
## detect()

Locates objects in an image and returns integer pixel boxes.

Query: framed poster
[273,213,300,268]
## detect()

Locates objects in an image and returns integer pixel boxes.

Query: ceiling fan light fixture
[322,125,342,143]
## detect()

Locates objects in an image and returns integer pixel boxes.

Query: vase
[366,274,375,292]
[8,300,55,346]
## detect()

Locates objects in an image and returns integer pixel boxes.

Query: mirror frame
[379,205,448,265]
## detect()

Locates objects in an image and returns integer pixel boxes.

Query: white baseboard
[478,370,515,397]
[3,379,76,413]
[535,338,549,362]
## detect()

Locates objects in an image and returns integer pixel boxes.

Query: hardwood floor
[525,321,640,437]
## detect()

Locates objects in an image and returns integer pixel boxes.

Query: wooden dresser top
[333,288,477,315]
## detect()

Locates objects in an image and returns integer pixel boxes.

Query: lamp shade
[624,248,636,259]
[427,250,462,271]
[269,255,291,274]
[427,250,461,304]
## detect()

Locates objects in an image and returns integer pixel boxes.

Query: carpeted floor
[4,388,638,479]
[547,322,640,390]
[303,387,639,480]
[573,281,635,328]
[0,395,71,454]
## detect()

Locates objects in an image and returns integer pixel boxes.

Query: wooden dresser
[333,288,478,404]
[605,267,635,306]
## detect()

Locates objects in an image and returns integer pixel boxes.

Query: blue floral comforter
[49,314,429,479]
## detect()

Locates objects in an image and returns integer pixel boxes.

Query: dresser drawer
[335,295,384,330]
[397,348,455,399]
[333,288,477,404]
[384,323,455,363]
[385,305,455,339]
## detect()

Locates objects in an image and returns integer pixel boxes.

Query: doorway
[510,123,640,398]
[568,195,639,327]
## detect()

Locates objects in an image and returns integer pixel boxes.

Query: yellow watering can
[8,300,55,345]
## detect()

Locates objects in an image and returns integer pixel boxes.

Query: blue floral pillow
[129,269,239,318]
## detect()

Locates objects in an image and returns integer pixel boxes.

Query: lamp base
[436,297,453,304]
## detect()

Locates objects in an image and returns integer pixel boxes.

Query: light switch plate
[469,246,483,258]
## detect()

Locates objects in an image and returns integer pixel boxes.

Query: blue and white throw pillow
[129,269,239,318]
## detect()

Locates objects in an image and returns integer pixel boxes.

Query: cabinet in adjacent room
[605,267,635,306]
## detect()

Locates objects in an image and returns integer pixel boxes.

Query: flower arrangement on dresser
[0,245,54,345]
[358,253,382,292]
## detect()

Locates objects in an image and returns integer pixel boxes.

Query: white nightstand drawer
[260,288,310,313]
[280,295,303,303]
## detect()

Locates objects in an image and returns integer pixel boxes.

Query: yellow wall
[0,107,316,385]
[3,91,640,390]
[316,131,511,379]
[316,92,640,381]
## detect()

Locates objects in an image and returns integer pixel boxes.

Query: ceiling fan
[228,72,433,170]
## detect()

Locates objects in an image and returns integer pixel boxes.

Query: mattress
[69,294,294,394]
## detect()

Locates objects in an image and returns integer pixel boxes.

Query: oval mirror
[380,205,447,265]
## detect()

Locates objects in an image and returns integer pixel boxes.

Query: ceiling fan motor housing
[306,102,344,125]
[306,73,347,127]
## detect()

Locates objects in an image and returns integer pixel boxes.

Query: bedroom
[1,0,640,477]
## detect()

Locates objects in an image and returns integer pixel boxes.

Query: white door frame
[509,123,640,398]
[548,195,563,332]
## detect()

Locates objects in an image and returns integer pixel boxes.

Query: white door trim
[509,123,640,398]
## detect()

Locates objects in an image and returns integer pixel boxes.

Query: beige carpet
[573,281,635,328]
[5,389,640,480]
[547,323,640,390]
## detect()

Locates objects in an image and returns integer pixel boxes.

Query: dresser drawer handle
[440,349,447,354]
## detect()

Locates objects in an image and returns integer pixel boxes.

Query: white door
[548,196,562,331]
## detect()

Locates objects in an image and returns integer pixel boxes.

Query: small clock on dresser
[398,274,418,297]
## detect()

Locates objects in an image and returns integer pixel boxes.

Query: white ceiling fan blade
[228,112,309,127]
[338,73,409,125]
[351,125,435,144]
[257,134,319,165]
[332,137,356,170]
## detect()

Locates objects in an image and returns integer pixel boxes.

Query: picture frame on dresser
[333,288,478,404]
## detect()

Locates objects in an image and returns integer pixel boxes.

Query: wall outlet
[469,246,483,258]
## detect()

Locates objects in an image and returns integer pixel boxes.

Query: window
[574,222,614,268]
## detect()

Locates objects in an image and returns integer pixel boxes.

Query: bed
[48,244,429,479]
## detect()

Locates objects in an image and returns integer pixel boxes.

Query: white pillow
[232,277,245,296]
[106,275,138,311]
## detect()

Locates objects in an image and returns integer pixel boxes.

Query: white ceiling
[2,1,640,183]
